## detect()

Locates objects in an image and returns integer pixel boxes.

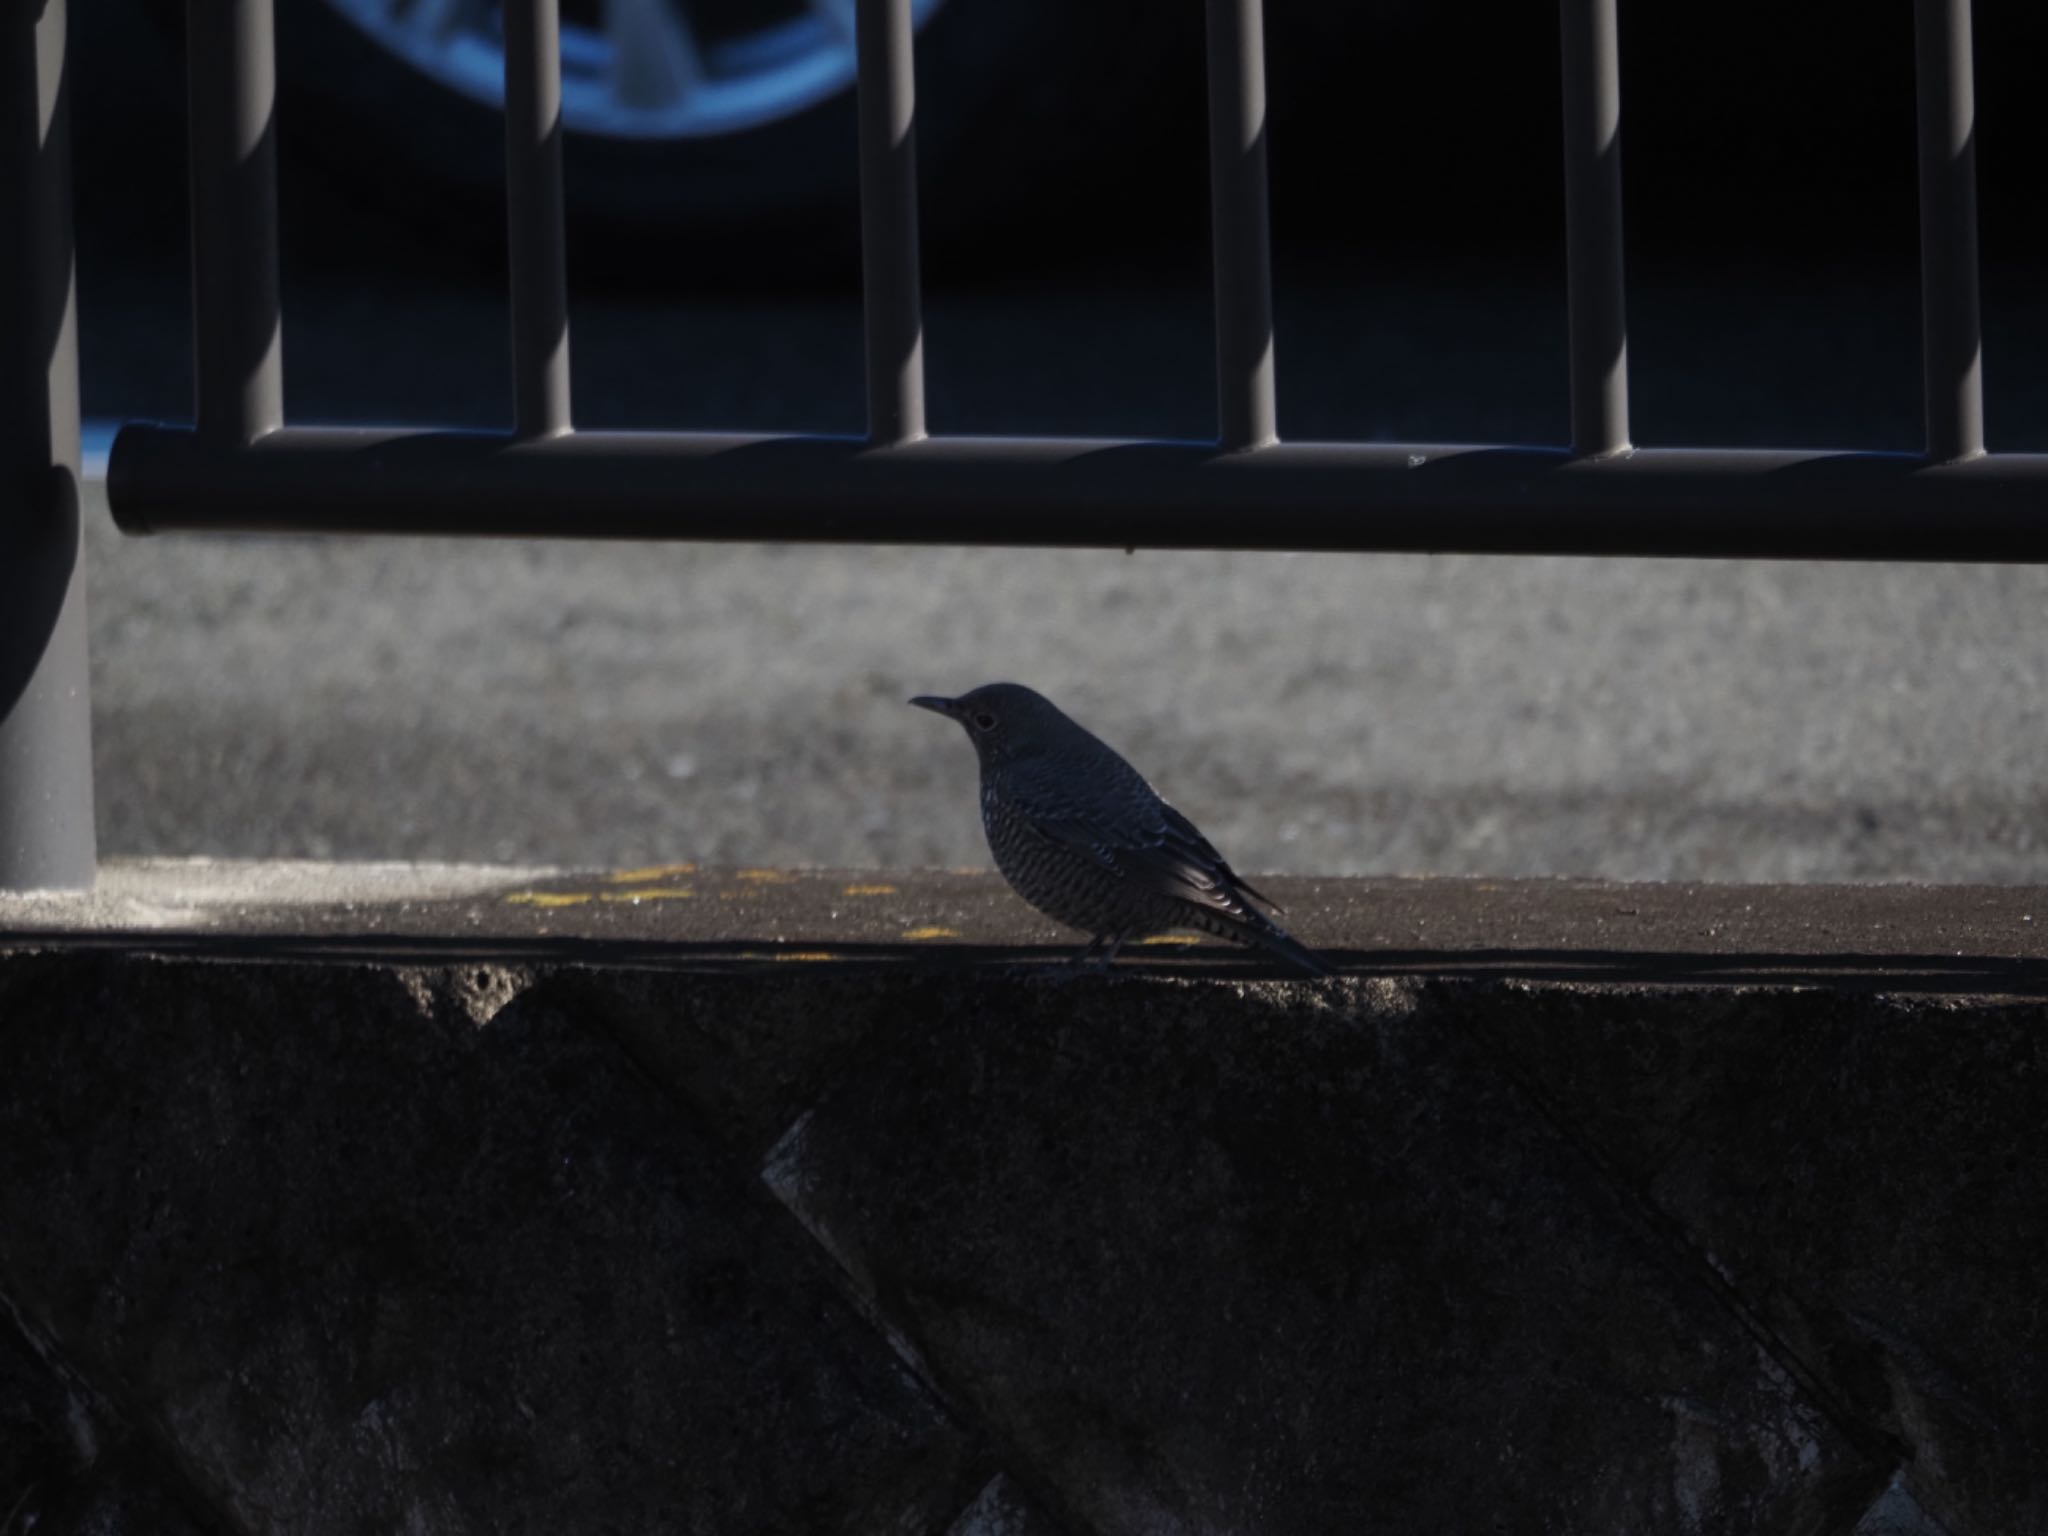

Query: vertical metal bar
[1558,0,1630,457]
[0,0,95,890]
[1914,0,1984,461]
[1205,0,1277,450]
[504,0,572,438]
[187,0,284,444]
[856,0,926,444]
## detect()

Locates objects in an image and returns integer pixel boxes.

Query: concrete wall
[1,950,2040,1533]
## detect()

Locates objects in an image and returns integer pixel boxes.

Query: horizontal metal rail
[98,0,2035,563]
[107,426,2048,561]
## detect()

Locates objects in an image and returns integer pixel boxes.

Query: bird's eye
[971,711,998,731]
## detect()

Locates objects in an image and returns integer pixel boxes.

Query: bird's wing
[1156,801,1283,914]
[1029,813,1258,920]
[1007,759,1273,920]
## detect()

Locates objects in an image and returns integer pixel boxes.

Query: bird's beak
[908,695,959,718]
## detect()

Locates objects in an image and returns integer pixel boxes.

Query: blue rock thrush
[911,683,1331,976]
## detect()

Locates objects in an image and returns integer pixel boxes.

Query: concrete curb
[0,865,2038,1531]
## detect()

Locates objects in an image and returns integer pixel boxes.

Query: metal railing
[1,0,2036,889]
[2,0,96,891]
[105,0,2047,559]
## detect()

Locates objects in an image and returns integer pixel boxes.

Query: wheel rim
[316,0,948,140]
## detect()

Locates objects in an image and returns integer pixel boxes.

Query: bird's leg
[1067,930,1130,972]
[1068,934,1111,970]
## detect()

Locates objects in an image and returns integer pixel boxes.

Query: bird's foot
[1062,933,1128,974]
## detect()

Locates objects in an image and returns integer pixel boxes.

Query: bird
[909,683,1332,977]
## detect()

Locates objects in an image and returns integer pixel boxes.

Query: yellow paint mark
[902,925,962,940]
[775,951,841,962]
[842,883,898,896]
[598,887,694,903]
[607,862,697,884]
[736,868,794,884]
[1135,934,1202,947]
[505,891,594,908]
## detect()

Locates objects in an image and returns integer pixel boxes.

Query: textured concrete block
[0,1305,219,1536]
[771,974,1890,1534]
[0,956,981,1535]
[583,968,963,1163]
[1465,983,2048,1535]
[1851,1476,1953,1536]
[945,1473,1070,1536]
[7,872,2043,1533]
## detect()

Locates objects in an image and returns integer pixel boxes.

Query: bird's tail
[1214,908,1335,979]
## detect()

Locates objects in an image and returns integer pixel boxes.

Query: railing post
[0,0,96,890]
[504,0,573,439]
[1205,0,1278,450]
[187,0,284,445]
[856,0,926,445]
[1559,0,1631,458]
[1913,0,1984,462]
